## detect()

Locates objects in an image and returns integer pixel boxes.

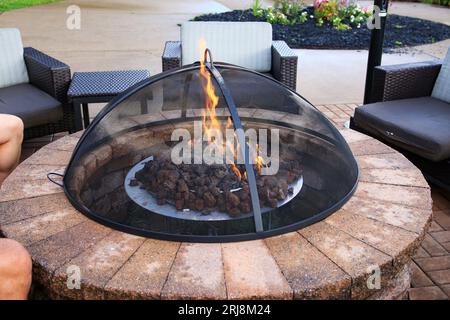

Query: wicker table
[68,70,150,130]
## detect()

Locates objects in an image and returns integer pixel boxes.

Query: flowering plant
[250,0,371,29]
[313,0,371,30]
[265,0,307,25]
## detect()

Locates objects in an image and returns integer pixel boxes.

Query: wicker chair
[161,23,298,91]
[22,47,74,139]
[350,60,450,191]
[0,28,74,140]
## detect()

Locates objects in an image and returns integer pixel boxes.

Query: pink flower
[314,0,325,8]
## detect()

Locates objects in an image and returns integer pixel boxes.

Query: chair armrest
[23,47,71,103]
[371,61,441,103]
[162,41,182,72]
[271,41,298,91]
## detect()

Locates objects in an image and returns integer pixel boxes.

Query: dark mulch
[192,8,450,50]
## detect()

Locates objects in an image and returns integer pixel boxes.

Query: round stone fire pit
[62,61,359,242]
[0,124,432,299]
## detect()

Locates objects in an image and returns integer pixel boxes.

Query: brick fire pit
[0,124,432,299]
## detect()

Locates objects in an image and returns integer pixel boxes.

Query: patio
[0,0,450,301]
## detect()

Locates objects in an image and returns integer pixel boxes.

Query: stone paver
[1,208,87,246]
[222,240,292,299]
[410,262,434,288]
[27,221,112,287]
[355,182,432,211]
[105,239,180,299]
[53,232,146,299]
[433,210,450,230]
[0,193,70,225]
[421,234,448,257]
[409,287,449,300]
[325,210,419,268]
[415,256,450,273]
[428,270,450,286]
[299,222,392,299]
[264,232,351,299]
[161,243,227,299]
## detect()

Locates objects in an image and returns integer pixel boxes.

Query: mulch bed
[193,8,450,50]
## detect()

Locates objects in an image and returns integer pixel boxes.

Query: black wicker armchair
[0,47,73,140]
[162,40,298,91]
[350,60,450,191]
[23,47,73,139]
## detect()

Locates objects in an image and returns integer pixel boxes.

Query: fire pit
[62,51,358,242]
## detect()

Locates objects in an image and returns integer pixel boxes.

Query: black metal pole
[364,0,389,104]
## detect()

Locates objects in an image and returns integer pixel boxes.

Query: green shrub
[254,0,308,25]
[420,0,449,6]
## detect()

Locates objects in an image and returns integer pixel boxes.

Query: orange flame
[256,144,265,176]
[198,41,265,179]
[199,40,243,181]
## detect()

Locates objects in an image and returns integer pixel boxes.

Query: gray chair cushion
[0,28,29,88]
[0,83,63,128]
[181,22,273,72]
[354,97,450,162]
[432,46,450,103]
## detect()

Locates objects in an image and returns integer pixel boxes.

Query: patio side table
[68,70,150,130]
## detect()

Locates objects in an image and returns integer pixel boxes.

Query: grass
[0,0,62,12]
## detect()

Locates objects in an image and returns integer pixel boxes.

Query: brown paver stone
[428,270,450,285]
[430,231,450,244]
[264,232,351,299]
[0,193,70,225]
[415,256,450,272]
[339,129,372,143]
[5,164,65,182]
[410,262,434,288]
[413,247,431,259]
[53,232,146,299]
[161,243,226,300]
[421,234,448,257]
[348,139,395,156]
[433,210,450,230]
[341,196,430,234]
[359,168,429,188]
[440,284,450,298]
[368,264,410,300]
[21,147,72,166]
[222,240,292,299]
[441,242,450,252]
[1,207,87,246]
[105,239,180,299]
[0,178,63,203]
[44,135,79,152]
[325,211,419,267]
[355,153,413,170]
[429,221,444,232]
[409,286,448,300]
[299,222,392,299]
[355,182,432,211]
[27,221,112,287]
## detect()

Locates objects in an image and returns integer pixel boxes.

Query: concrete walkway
[0,0,448,104]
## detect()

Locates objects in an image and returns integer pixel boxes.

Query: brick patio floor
[19,103,450,300]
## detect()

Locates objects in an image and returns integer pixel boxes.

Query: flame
[199,40,242,181]
[198,41,265,180]
[256,144,265,176]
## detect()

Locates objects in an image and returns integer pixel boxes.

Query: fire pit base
[0,127,432,300]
